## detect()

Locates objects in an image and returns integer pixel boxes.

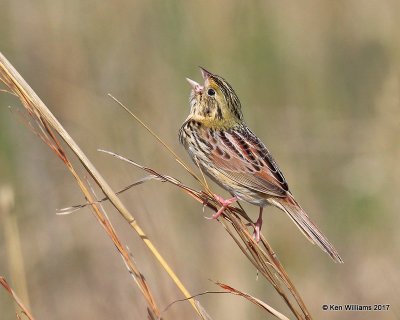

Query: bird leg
[253,207,263,242]
[207,194,237,219]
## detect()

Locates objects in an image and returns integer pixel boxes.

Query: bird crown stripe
[212,76,243,120]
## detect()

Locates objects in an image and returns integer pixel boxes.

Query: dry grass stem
[0,186,31,313]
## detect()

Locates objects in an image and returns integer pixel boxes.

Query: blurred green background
[0,1,399,319]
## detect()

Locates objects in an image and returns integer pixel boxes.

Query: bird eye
[207,88,216,96]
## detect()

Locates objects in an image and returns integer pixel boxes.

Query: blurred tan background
[1,1,399,319]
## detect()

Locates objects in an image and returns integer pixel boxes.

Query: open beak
[186,78,203,93]
[186,67,213,93]
[199,67,213,80]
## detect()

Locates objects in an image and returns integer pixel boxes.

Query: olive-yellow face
[186,68,243,128]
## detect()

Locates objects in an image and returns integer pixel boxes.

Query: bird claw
[245,222,261,242]
[205,195,263,243]
[245,210,263,242]
[206,194,237,220]
[213,194,237,206]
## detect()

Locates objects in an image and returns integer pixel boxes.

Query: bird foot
[205,194,237,220]
[245,209,263,242]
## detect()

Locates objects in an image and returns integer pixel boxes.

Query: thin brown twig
[56,175,161,215]
[84,176,161,319]
[214,281,290,320]
[0,277,35,320]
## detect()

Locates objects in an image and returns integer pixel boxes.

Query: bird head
[186,68,243,128]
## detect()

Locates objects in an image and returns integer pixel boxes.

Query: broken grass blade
[56,174,161,215]
[215,281,290,320]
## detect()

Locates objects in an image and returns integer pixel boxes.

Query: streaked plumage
[179,68,343,263]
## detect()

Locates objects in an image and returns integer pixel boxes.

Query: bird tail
[270,196,343,263]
